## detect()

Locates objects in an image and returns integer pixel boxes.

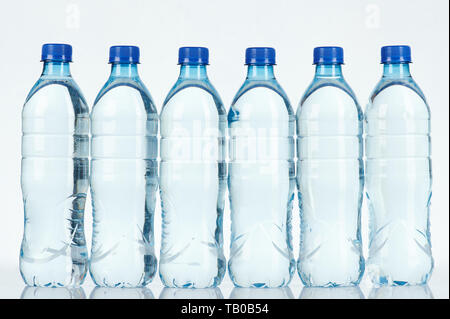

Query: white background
[0,0,448,299]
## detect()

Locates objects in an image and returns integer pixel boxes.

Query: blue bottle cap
[109,46,140,64]
[381,45,411,64]
[178,47,209,65]
[313,46,344,65]
[41,43,72,62]
[245,47,276,65]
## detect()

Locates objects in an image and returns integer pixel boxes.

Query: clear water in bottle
[159,47,226,288]
[89,46,158,287]
[366,45,433,286]
[296,47,364,287]
[20,44,89,287]
[228,47,295,288]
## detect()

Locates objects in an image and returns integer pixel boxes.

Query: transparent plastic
[20,61,89,287]
[228,65,295,288]
[365,62,433,286]
[159,64,226,288]
[296,64,364,287]
[89,63,158,287]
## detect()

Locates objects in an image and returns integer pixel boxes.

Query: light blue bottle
[228,47,295,288]
[20,44,89,287]
[297,47,364,287]
[159,47,226,288]
[366,45,433,286]
[89,46,158,287]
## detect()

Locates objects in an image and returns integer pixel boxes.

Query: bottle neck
[179,64,208,80]
[110,63,139,78]
[382,63,411,78]
[42,61,71,77]
[314,64,343,78]
[246,65,275,80]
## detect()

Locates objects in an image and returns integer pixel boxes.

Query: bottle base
[21,275,86,288]
[159,273,224,289]
[159,279,222,289]
[89,273,154,288]
[298,272,363,288]
[369,276,431,287]
[20,261,87,288]
[367,263,433,287]
[230,276,292,288]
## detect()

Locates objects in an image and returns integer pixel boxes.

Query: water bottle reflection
[159,287,223,299]
[369,285,433,299]
[90,287,154,299]
[299,286,365,299]
[21,286,86,299]
[230,287,294,299]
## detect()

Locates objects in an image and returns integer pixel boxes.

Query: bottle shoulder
[367,78,430,120]
[231,80,292,110]
[161,79,225,116]
[93,77,157,116]
[369,77,428,105]
[300,78,360,107]
[298,78,362,120]
[228,80,293,125]
[24,76,89,116]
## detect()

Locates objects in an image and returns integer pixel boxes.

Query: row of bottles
[20,44,433,288]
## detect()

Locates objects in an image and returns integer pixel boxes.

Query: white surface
[0,0,448,298]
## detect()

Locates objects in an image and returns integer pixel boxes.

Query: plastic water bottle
[159,47,226,288]
[228,47,295,288]
[89,46,158,287]
[297,47,364,287]
[20,44,89,287]
[366,45,433,286]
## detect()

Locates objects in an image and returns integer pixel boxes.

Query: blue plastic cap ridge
[245,47,276,65]
[178,47,209,65]
[109,46,140,64]
[381,45,411,64]
[313,46,344,65]
[41,43,72,62]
